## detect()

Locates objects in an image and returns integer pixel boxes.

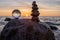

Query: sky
[0,0,60,16]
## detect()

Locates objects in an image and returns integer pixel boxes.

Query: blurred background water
[0,16,60,40]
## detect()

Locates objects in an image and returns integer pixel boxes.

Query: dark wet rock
[45,22,54,25]
[50,25,58,30]
[1,19,55,40]
[45,22,58,30]
[5,18,11,21]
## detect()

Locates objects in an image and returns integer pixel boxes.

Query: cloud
[0,0,60,7]
[38,0,60,6]
[0,0,60,12]
[0,0,26,7]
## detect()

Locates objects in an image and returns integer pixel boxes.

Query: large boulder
[5,18,11,21]
[1,19,55,40]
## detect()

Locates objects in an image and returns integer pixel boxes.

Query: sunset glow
[0,0,60,16]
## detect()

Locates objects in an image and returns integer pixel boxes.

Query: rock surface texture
[1,19,55,40]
